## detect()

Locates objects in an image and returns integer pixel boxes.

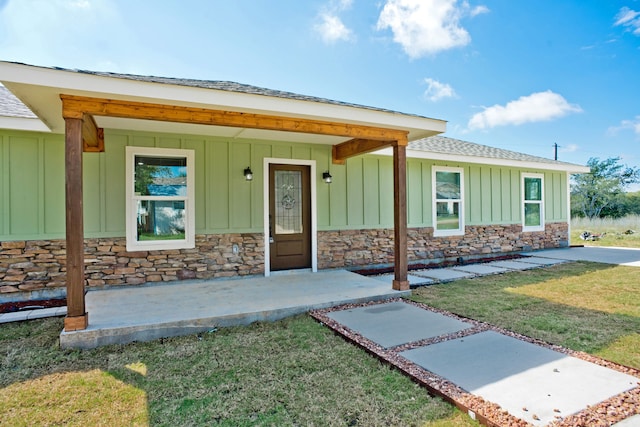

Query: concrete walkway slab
[486,260,540,271]
[325,301,472,348]
[412,268,475,282]
[400,331,639,426]
[60,270,409,349]
[0,310,32,324]
[27,306,67,320]
[518,256,567,266]
[371,273,434,286]
[451,264,510,275]
[614,414,640,426]
[531,247,640,267]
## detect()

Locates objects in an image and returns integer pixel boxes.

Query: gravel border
[310,298,640,427]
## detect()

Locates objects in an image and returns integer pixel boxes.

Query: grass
[411,261,640,369]
[0,315,476,427]
[571,214,640,247]
[3,261,639,426]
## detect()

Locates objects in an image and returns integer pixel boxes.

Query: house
[0,61,588,332]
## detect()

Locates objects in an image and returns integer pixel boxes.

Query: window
[126,147,195,251]
[522,173,544,232]
[432,167,464,236]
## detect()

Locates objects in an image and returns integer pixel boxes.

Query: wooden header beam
[60,94,408,147]
[81,113,104,152]
[332,135,408,164]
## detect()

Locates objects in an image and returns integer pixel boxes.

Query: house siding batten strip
[63,117,88,331]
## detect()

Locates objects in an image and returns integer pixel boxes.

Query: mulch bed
[310,299,640,427]
[0,298,66,314]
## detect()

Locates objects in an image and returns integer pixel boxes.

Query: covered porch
[0,62,446,334]
[59,269,409,349]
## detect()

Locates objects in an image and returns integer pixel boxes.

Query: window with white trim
[522,173,544,232]
[126,147,195,251]
[432,166,464,236]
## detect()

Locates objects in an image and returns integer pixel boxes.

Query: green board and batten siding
[0,129,568,241]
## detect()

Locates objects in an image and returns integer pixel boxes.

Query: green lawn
[411,261,640,370]
[2,261,638,426]
[0,315,476,427]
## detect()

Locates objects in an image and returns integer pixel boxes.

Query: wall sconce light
[322,171,332,184]
[244,166,253,181]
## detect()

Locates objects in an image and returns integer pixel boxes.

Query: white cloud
[314,0,355,44]
[609,116,640,136]
[315,13,354,43]
[376,0,487,58]
[614,7,640,35]
[423,77,456,101]
[559,143,579,153]
[468,91,583,130]
[69,0,90,9]
[469,4,489,17]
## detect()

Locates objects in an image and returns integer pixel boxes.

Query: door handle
[269,214,274,244]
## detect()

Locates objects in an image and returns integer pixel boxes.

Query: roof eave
[375,147,590,173]
[0,62,446,140]
[0,116,50,133]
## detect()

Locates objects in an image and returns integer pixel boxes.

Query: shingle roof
[60,67,423,118]
[0,66,585,171]
[409,135,580,168]
[0,85,37,118]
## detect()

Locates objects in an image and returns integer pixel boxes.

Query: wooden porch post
[392,140,409,291]
[63,117,88,331]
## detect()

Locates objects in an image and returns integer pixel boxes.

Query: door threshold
[270,268,313,276]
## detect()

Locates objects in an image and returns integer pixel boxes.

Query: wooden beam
[392,142,409,291]
[332,145,345,165]
[60,95,408,144]
[332,138,399,164]
[82,113,104,152]
[64,117,88,331]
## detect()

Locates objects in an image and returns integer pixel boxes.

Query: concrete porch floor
[59,269,410,349]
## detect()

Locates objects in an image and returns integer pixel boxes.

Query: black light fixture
[244,166,253,181]
[322,170,332,184]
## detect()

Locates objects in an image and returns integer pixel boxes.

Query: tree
[571,157,640,219]
[620,191,640,216]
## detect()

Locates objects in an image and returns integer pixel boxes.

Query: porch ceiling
[94,116,346,145]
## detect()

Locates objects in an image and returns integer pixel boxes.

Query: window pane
[436,201,460,230]
[524,177,542,201]
[135,156,187,196]
[137,200,185,241]
[524,203,541,227]
[436,171,461,199]
[275,170,302,234]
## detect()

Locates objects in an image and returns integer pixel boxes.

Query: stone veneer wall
[1,223,567,299]
[318,222,568,269]
[0,234,264,297]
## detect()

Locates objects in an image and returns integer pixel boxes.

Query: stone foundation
[0,234,264,298]
[1,222,568,301]
[318,222,568,269]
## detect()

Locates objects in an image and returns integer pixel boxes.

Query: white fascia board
[375,147,591,174]
[0,116,50,132]
[0,62,446,136]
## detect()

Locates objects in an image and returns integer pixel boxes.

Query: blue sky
[1,0,639,186]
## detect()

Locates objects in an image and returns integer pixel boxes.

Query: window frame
[432,166,465,237]
[125,146,195,251]
[521,172,545,232]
